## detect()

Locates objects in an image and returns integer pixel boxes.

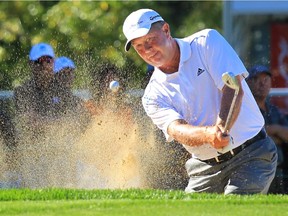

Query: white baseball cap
[54,56,75,73]
[29,43,55,61]
[123,9,164,52]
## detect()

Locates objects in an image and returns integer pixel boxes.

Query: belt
[200,128,267,165]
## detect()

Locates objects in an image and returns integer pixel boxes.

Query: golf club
[217,72,240,154]
[222,72,240,134]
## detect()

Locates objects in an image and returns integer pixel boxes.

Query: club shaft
[223,89,239,133]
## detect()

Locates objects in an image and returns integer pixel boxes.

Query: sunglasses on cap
[33,56,53,65]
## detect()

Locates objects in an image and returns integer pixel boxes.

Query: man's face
[31,56,54,88]
[131,23,171,67]
[247,73,271,100]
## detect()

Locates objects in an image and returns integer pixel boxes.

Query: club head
[222,72,239,90]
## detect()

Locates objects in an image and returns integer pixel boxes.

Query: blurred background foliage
[0,1,222,90]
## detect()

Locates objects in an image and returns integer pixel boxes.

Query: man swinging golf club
[123,8,277,194]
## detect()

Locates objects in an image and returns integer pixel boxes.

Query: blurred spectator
[0,98,18,187]
[247,65,288,194]
[142,64,154,89]
[13,42,56,187]
[54,56,75,89]
[88,62,129,115]
[14,47,94,188]
[91,62,124,101]
[144,64,191,190]
[77,61,140,188]
[53,56,86,118]
[14,43,56,127]
[140,64,190,190]
[0,105,16,162]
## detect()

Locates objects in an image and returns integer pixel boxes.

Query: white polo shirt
[142,29,264,160]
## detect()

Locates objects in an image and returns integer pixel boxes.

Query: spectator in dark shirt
[0,99,18,187]
[88,62,128,115]
[53,56,84,118]
[14,43,56,127]
[247,65,288,194]
[14,46,94,188]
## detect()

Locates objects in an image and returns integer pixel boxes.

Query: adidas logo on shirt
[197,68,205,76]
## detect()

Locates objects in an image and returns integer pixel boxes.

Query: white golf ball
[109,80,120,92]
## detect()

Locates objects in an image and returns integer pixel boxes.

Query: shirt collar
[176,38,191,65]
[153,38,192,82]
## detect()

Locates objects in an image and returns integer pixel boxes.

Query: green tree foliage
[0,1,222,90]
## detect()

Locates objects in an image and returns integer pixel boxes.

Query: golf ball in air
[109,80,120,92]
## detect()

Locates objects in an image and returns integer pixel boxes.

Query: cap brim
[124,27,151,52]
[125,41,132,52]
[248,71,272,79]
[30,53,54,61]
[262,71,272,76]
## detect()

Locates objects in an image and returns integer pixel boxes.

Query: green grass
[0,189,288,216]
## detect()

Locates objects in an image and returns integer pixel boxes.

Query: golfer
[123,8,277,194]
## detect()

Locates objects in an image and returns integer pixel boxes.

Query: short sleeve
[142,85,183,142]
[203,29,249,90]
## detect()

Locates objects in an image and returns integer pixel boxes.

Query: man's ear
[162,23,171,37]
